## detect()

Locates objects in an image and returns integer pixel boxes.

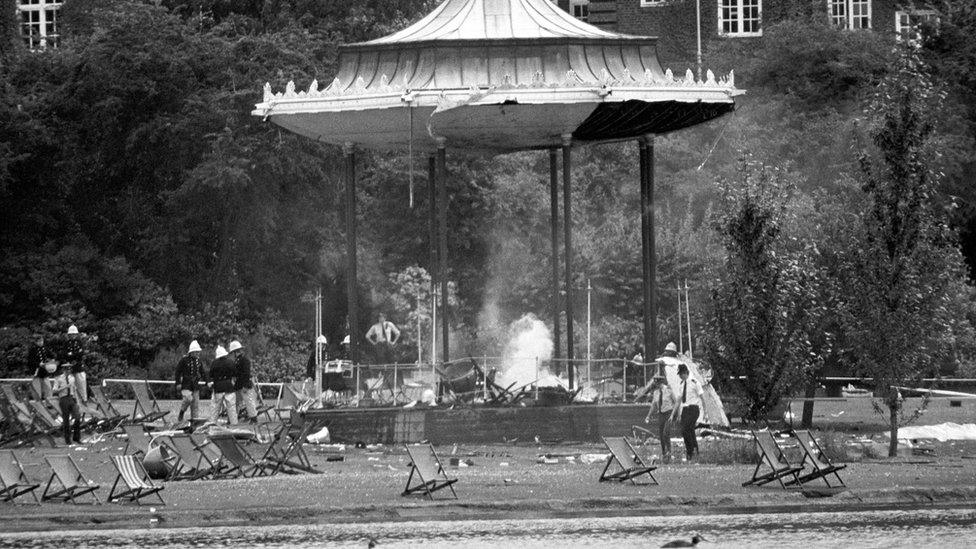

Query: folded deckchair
[108,455,165,505]
[0,450,40,504]
[262,422,320,475]
[210,436,275,478]
[160,435,213,481]
[599,436,658,485]
[89,385,128,425]
[402,443,458,499]
[788,430,847,488]
[42,454,101,503]
[122,424,152,457]
[742,430,803,489]
[128,381,170,425]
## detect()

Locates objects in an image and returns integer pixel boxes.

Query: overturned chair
[402,443,458,500]
[599,436,659,485]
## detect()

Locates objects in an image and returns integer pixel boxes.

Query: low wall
[304,404,651,445]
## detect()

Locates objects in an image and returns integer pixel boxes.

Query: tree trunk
[800,381,817,429]
[888,402,899,458]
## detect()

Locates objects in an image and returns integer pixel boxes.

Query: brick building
[555,0,940,68]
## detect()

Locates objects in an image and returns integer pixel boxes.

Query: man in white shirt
[365,313,400,364]
[670,363,704,460]
[644,375,676,462]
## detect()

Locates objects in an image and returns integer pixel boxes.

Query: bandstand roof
[253,0,741,152]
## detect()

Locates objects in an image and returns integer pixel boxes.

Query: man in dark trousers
[28,334,54,400]
[61,324,89,403]
[644,375,676,463]
[175,340,207,422]
[671,363,704,461]
[229,340,257,423]
[208,345,237,425]
[50,362,81,445]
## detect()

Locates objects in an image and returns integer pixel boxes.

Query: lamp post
[696,0,703,82]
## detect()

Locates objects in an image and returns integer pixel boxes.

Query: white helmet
[341,335,350,344]
[43,360,58,374]
[316,335,328,344]
[214,345,228,359]
[228,340,243,352]
[67,325,79,335]
[664,342,678,353]
[188,340,202,353]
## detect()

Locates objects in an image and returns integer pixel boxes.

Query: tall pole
[436,138,449,363]
[548,148,561,361]
[677,283,683,354]
[427,155,437,365]
[695,0,703,82]
[343,142,359,364]
[639,135,657,364]
[685,279,694,359]
[586,278,592,387]
[561,134,575,389]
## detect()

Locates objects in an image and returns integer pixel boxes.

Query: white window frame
[717,0,763,38]
[569,0,589,22]
[828,0,872,30]
[895,9,939,43]
[17,0,62,50]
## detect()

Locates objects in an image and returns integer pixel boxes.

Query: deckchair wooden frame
[263,422,321,475]
[788,430,847,488]
[402,443,458,500]
[742,430,803,489]
[128,381,170,425]
[42,454,101,503]
[0,450,40,504]
[599,436,659,485]
[108,455,165,505]
[210,436,275,478]
[188,434,238,479]
[89,385,128,425]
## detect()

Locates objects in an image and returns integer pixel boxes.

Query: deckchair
[42,454,101,503]
[128,381,170,425]
[788,430,847,488]
[89,385,127,425]
[0,450,40,504]
[249,383,280,423]
[599,436,659,485]
[0,391,56,448]
[263,422,321,475]
[107,455,165,505]
[742,430,803,489]
[211,436,275,478]
[160,435,213,481]
[188,434,236,479]
[401,443,458,499]
[122,424,152,457]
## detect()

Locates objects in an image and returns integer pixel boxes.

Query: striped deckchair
[42,454,101,503]
[108,455,164,505]
[0,450,40,504]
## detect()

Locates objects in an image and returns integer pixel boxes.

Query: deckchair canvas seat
[42,454,101,503]
[402,443,458,500]
[0,450,40,504]
[161,435,213,481]
[787,430,847,488]
[128,381,170,424]
[108,455,165,505]
[211,436,276,478]
[599,436,658,485]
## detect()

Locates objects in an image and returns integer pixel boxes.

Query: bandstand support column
[548,148,561,361]
[639,135,657,364]
[436,138,449,363]
[427,155,437,364]
[343,142,360,364]
[561,134,575,389]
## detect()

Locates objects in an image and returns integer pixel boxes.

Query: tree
[705,160,820,421]
[846,48,971,457]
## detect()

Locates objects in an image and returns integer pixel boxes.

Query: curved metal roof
[362,0,627,44]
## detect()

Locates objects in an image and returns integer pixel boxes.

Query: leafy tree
[705,161,821,421]
[846,49,971,457]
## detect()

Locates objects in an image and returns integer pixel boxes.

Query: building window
[640,0,666,6]
[829,0,871,30]
[718,0,762,37]
[18,0,62,49]
[895,10,939,43]
[569,0,589,21]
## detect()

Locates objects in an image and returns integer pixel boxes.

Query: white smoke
[497,313,556,389]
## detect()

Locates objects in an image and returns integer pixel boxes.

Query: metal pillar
[548,148,561,361]
[436,138,449,362]
[561,134,574,388]
[343,143,359,364]
[427,155,437,365]
[639,135,657,363]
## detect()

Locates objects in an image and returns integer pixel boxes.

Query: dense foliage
[1,0,975,425]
